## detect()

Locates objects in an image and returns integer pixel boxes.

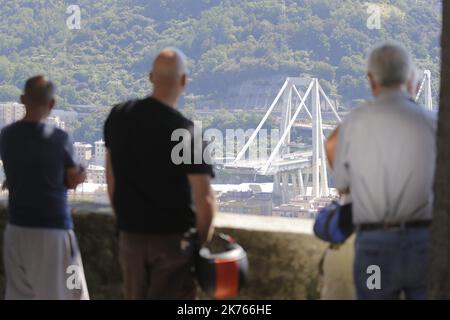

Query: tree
[428,0,450,299]
[0,84,20,101]
[0,0,442,108]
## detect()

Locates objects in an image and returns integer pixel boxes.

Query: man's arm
[188,174,216,245]
[106,149,115,206]
[62,133,85,189]
[325,127,339,169]
[325,126,350,195]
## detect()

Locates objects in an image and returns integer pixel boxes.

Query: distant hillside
[0,0,442,109]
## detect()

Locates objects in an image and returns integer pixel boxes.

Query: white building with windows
[0,102,25,126]
[51,109,78,132]
[73,142,92,163]
[51,109,78,123]
[47,116,66,130]
[94,139,106,166]
[86,165,106,184]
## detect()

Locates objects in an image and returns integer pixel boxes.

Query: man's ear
[149,72,154,84]
[181,74,187,88]
[20,95,25,105]
[368,72,377,95]
[49,98,55,110]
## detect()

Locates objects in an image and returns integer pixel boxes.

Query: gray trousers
[3,224,89,300]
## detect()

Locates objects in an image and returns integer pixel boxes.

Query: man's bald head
[149,48,188,107]
[22,75,55,107]
[150,48,187,86]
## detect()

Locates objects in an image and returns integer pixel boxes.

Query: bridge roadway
[293,122,337,130]
[223,150,312,176]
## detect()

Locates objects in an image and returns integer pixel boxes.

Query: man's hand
[188,174,216,245]
[65,165,86,190]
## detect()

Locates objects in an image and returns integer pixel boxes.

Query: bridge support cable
[292,85,313,119]
[233,79,289,163]
[231,76,343,202]
[261,80,314,175]
[318,84,342,122]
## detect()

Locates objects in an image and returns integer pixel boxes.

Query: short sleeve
[333,119,351,190]
[63,134,77,168]
[181,123,215,178]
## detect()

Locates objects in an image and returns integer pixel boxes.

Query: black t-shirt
[104,97,214,234]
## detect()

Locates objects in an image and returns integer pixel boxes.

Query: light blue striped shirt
[333,90,436,224]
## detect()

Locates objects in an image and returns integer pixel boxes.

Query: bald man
[104,48,216,299]
[0,75,89,299]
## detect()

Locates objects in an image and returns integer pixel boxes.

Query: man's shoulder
[1,122,30,139]
[342,96,417,122]
[105,98,193,137]
[0,123,13,136]
[109,98,141,116]
[51,126,69,140]
[1,121,22,134]
[341,97,436,134]
[143,98,193,129]
[388,97,437,131]
[173,112,193,129]
[148,99,193,128]
[341,101,372,126]
[0,122,69,148]
[108,97,188,120]
[105,99,142,131]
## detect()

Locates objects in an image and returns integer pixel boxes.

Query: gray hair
[367,42,413,87]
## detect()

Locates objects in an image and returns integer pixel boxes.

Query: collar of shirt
[375,89,410,102]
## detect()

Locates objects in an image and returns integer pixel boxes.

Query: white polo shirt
[333,90,436,225]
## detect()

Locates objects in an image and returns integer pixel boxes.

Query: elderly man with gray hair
[325,42,436,299]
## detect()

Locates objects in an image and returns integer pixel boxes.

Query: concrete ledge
[216,212,314,234]
[0,205,327,299]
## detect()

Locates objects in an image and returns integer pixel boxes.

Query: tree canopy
[0,0,441,109]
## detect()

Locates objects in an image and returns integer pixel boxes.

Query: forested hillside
[0,0,442,109]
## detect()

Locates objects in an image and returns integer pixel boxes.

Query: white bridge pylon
[233,77,342,200]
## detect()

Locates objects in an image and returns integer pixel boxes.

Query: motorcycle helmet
[195,233,249,299]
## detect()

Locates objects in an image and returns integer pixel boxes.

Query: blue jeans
[353,227,430,300]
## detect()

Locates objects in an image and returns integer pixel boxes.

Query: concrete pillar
[311,79,321,198]
[274,172,281,197]
[291,171,299,198]
[318,104,329,197]
[281,172,290,204]
[298,169,305,196]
